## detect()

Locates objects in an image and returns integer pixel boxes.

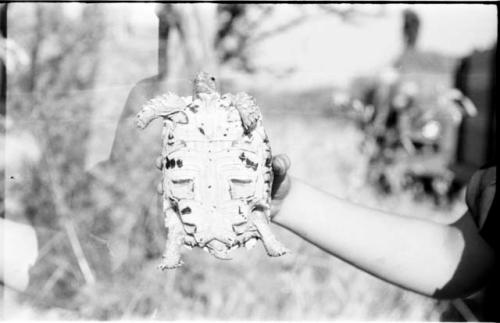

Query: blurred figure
[1,21,39,292]
[345,9,478,205]
[1,115,40,291]
[0,218,38,291]
[402,8,420,50]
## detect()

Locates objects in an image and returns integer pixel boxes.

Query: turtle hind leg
[159,254,183,270]
[250,211,288,257]
[158,232,184,270]
[159,209,185,270]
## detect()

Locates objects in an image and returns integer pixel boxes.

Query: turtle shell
[136,76,287,268]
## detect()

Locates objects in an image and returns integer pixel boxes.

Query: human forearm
[273,177,494,298]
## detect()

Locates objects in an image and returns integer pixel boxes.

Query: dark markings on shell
[180,207,192,215]
[166,158,176,169]
[237,152,258,171]
[244,158,258,171]
[188,103,199,113]
[176,159,183,168]
[198,127,205,135]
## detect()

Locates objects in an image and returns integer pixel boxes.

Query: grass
[4,86,463,320]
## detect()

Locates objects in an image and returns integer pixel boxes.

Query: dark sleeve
[466,167,497,247]
[465,169,484,226]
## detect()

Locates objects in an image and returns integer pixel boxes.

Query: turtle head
[193,71,217,99]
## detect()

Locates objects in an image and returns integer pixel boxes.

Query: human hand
[270,154,291,220]
[154,154,292,221]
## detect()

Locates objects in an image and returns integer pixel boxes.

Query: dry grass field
[3,86,466,320]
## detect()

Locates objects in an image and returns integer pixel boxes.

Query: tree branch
[249,14,311,45]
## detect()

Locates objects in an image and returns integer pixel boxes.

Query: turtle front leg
[249,210,288,257]
[159,208,185,270]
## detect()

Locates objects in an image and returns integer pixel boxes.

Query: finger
[272,175,291,200]
[272,154,291,177]
[155,156,163,170]
[156,181,163,195]
[271,154,291,197]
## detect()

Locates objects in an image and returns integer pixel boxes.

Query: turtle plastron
[136,72,288,269]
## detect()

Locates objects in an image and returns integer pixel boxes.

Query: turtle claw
[250,210,288,257]
[262,239,289,257]
[158,256,184,270]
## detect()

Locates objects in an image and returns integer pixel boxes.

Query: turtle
[136,71,288,269]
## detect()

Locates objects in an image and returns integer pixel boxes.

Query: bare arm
[270,164,495,299]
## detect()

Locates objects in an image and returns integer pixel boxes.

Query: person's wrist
[270,176,294,225]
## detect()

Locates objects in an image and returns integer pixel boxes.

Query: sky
[252,4,497,88]
[61,3,497,89]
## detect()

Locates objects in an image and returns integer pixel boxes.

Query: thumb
[272,154,291,177]
[271,154,291,197]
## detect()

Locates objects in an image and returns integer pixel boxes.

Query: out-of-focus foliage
[215,4,274,72]
[11,4,104,95]
[215,4,385,73]
[7,2,108,307]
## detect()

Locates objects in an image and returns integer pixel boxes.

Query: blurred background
[1,2,497,320]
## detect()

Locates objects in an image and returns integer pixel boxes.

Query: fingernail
[273,155,291,174]
[280,154,291,169]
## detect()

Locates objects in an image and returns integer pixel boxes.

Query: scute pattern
[136,72,287,269]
